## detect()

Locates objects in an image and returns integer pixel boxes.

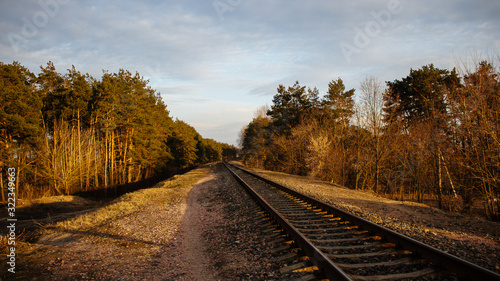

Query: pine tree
[0,62,43,198]
[167,120,199,169]
[384,64,461,208]
[38,61,68,129]
[322,78,355,128]
[267,81,310,135]
[385,64,460,129]
[322,78,355,186]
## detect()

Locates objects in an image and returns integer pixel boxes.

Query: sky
[1,0,499,145]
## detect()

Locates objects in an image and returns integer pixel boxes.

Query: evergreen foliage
[0,61,237,199]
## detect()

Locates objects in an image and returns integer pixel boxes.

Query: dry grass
[18,195,96,207]
[14,196,99,221]
[51,165,211,232]
[1,166,211,246]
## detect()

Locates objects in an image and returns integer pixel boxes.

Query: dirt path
[1,167,218,280]
[150,175,221,281]
[180,180,219,280]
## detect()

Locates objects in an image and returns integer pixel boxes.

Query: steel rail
[223,162,353,281]
[229,162,500,281]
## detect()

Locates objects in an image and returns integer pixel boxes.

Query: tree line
[239,60,500,220]
[0,61,237,199]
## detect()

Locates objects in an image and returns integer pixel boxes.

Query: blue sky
[1,0,499,145]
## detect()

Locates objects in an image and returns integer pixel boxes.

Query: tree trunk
[441,153,458,199]
[53,120,59,194]
[111,130,116,196]
[16,155,21,198]
[437,147,443,209]
[127,165,132,183]
[78,110,83,192]
[104,129,108,188]
[111,130,115,186]
[86,126,92,191]
[122,129,129,184]
[374,135,381,193]
[93,119,99,189]
[1,167,4,202]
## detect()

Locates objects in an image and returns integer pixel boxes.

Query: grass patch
[156,166,211,189]
[48,165,212,232]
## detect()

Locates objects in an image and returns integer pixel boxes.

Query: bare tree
[450,59,500,219]
[358,77,386,192]
[307,130,331,179]
[41,120,98,195]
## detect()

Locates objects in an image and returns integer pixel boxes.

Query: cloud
[1,0,499,145]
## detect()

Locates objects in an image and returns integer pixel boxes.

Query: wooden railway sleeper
[293,273,320,281]
[262,227,282,234]
[288,218,347,224]
[350,267,436,281]
[318,242,383,251]
[327,249,411,259]
[274,252,302,263]
[309,235,373,244]
[292,217,340,224]
[336,256,415,269]
[265,231,287,239]
[296,222,353,232]
[280,211,324,218]
[306,230,368,240]
[280,262,313,274]
[286,213,341,221]
[298,225,357,234]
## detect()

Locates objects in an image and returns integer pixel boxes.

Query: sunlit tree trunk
[104,129,109,189]
[78,110,83,191]
[110,130,115,188]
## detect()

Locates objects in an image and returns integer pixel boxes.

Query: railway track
[223,162,500,281]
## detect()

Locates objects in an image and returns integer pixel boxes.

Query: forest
[239,61,500,221]
[0,61,237,200]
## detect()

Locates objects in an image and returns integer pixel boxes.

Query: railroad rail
[223,162,500,281]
